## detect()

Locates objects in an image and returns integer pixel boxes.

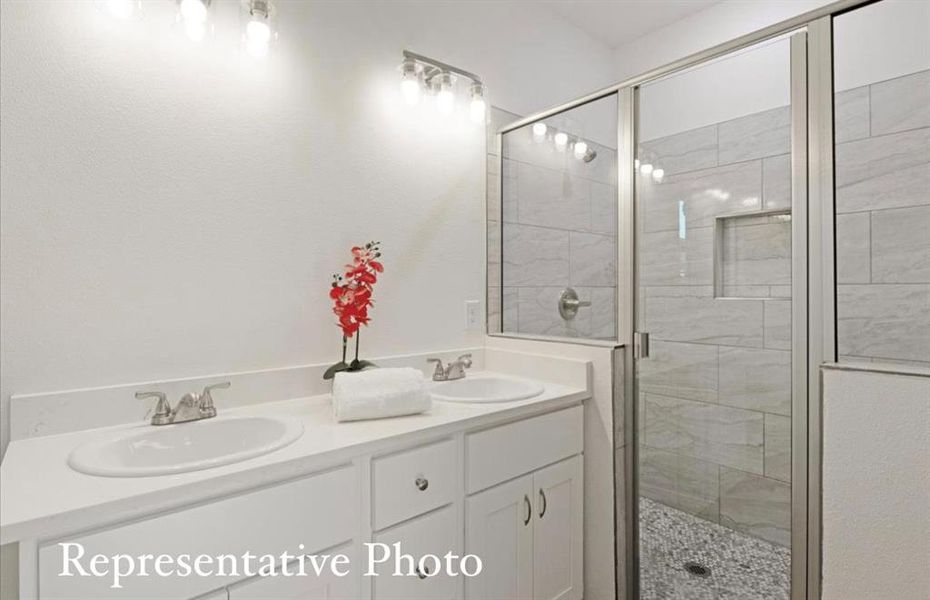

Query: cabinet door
[227,542,358,600]
[532,456,583,600]
[464,474,533,600]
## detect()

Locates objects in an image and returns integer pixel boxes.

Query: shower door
[632,33,804,600]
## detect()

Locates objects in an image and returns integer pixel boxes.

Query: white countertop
[0,372,587,545]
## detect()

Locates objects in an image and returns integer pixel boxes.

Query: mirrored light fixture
[652,168,665,183]
[243,0,275,58]
[469,82,487,124]
[640,163,654,176]
[573,140,588,160]
[532,122,548,141]
[554,132,569,150]
[178,0,210,42]
[399,51,485,124]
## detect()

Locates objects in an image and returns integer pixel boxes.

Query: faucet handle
[199,382,230,417]
[135,391,170,421]
[457,354,473,368]
[426,358,446,381]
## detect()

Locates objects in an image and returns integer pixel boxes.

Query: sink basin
[431,375,545,403]
[68,416,304,477]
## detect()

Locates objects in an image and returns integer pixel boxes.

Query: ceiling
[543,0,719,49]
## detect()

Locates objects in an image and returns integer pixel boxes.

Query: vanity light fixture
[399,51,485,123]
[243,0,275,58]
[640,162,654,176]
[652,168,665,183]
[178,0,210,42]
[554,131,569,150]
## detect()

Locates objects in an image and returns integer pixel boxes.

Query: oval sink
[68,416,304,477]
[431,375,544,403]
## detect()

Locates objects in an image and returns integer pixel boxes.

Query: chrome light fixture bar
[400,50,486,122]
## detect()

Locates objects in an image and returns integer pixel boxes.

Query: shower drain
[684,561,711,578]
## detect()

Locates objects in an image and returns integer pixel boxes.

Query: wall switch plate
[465,300,482,332]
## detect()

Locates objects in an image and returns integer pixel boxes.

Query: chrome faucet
[427,354,472,381]
[135,382,230,426]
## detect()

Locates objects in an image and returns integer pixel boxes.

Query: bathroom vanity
[1,371,588,600]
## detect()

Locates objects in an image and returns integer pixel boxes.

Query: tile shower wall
[835,69,930,367]
[488,107,619,340]
[636,104,794,548]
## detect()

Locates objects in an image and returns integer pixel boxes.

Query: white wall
[611,0,833,82]
[821,365,930,600]
[0,0,615,459]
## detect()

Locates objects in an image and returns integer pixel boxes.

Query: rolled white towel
[332,367,431,422]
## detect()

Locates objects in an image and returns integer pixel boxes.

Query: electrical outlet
[465,300,482,332]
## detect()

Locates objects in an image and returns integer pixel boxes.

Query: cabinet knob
[415,477,429,491]
[416,564,431,579]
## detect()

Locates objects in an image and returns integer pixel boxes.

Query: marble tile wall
[835,69,930,367]
[636,101,794,548]
[489,105,619,340]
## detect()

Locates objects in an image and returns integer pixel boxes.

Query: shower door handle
[635,331,650,359]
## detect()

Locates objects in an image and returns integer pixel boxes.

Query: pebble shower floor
[639,497,790,600]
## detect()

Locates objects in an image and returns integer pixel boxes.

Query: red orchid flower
[331,241,383,338]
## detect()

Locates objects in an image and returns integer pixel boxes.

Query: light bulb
[652,168,665,183]
[435,72,454,116]
[401,78,421,106]
[180,0,207,23]
[105,0,135,19]
[179,0,209,41]
[640,163,654,175]
[532,122,547,140]
[470,97,486,124]
[573,141,588,159]
[400,58,421,107]
[245,18,271,57]
[469,82,486,125]
[554,132,568,150]
[634,158,640,169]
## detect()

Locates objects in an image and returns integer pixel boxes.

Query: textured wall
[0,0,616,459]
[821,365,930,600]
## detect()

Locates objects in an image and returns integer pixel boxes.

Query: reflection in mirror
[488,93,619,341]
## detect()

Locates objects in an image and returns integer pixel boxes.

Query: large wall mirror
[488,93,619,342]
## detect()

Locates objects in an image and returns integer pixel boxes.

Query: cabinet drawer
[38,465,358,600]
[466,406,583,494]
[372,506,459,600]
[372,438,457,530]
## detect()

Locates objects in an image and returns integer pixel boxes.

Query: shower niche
[713,209,792,299]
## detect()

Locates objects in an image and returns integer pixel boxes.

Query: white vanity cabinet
[464,407,584,600]
[21,400,585,600]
